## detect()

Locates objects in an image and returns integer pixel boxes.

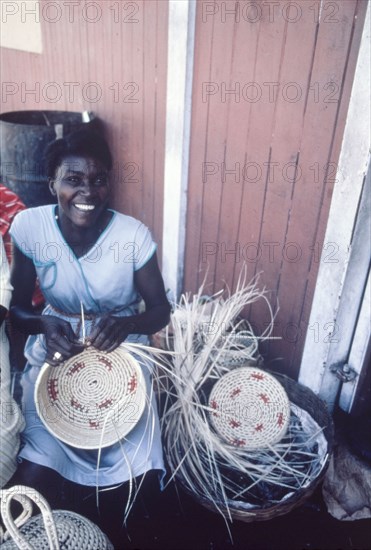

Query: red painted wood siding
[184,0,368,378]
[0,0,168,250]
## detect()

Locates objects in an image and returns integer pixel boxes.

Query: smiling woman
[7,129,171,547]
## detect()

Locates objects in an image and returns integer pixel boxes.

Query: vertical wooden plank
[249,2,319,366]
[183,2,216,293]
[233,7,287,298]
[196,8,237,293]
[152,1,168,255]
[212,12,260,292]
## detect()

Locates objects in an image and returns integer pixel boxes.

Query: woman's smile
[74,203,96,212]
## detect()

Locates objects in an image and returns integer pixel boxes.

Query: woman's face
[49,154,110,230]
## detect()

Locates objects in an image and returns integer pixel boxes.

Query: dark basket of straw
[175,372,334,523]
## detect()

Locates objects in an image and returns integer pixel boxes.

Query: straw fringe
[156,271,332,523]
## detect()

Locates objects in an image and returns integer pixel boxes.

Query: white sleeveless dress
[10,206,165,487]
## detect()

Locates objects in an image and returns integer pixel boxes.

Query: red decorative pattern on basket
[98,398,113,410]
[231,438,247,447]
[47,379,58,401]
[98,356,113,371]
[67,362,85,376]
[208,367,290,450]
[70,398,84,411]
[128,374,137,393]
[229,419,241,429]
[230,387,241,399]
[259,393,270,404]
[250,372,265,381]
[89,419,100,429]
[210,399,219,416]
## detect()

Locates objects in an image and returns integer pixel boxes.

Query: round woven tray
[177,372,334,522]
[35,348,146,449]
[208,367,290,449]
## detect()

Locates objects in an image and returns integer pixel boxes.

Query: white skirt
[19,352,165,487]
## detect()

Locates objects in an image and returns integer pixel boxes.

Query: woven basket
[208,367,290,450]
[35,348,146,449]
[210,332,258,367]
[0,485,113,549]
[176,372,334,522]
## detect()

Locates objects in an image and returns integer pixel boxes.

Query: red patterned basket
[35,348,146,449]
[208,367,290,449]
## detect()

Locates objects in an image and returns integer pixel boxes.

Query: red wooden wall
[184,0,368,378]
[0,0,168,246]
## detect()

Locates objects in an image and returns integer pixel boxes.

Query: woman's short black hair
[44,129,113,178]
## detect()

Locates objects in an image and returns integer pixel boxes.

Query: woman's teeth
[75,204,95,211]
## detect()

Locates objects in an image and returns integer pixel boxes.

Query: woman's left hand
[87,316,133,352]
[87,254,170,353]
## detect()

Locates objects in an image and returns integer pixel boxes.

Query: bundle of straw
[158,273,330,524]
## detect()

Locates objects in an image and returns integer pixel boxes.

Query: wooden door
[184,0,368,378]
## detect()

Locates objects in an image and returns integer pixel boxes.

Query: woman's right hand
[41,315,85,366]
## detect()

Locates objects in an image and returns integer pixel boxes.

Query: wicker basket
[175,372,334,522]
[35,348,146,449]
[0,485,113,549]
[208,367,290,450]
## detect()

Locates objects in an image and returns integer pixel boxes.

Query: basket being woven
[177,372,334,523]
[208,367,290,449]
[0,485,113,549]
[35,348,146,449]
[210,332,258,367]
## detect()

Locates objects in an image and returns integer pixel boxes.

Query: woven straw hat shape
[209,367,290,449]
[35,348,146,449]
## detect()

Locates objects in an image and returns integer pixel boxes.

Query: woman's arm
[10,244,84,363]
[10,243,40,331]
[88,253,171,351]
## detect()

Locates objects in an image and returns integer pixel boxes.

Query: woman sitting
[8,129,171,547]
